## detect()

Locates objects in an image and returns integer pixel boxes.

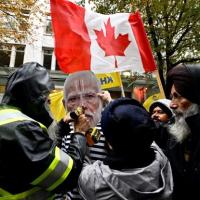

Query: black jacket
[164,113,200,200]
[0,105,87,199]
[0,62,87,199]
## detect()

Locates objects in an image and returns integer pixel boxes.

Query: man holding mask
[55,71,109,200]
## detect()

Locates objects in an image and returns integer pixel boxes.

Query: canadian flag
[50,0,156,74]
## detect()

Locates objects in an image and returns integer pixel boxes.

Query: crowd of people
[0,61,200,200]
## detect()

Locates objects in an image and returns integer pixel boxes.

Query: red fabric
[50,0,91,73]
[129,12,156,72]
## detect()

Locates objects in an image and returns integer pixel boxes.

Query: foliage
[0,0,47,43]
[87,0,200,87]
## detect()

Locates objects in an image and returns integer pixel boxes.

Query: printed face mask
[66,79,102,127]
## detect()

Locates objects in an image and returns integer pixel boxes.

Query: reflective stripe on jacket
[0,108,74,199]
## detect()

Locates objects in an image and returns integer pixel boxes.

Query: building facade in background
[0,1,68,97]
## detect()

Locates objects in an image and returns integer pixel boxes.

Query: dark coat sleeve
[54,119,71,148]
[0,120,86,193]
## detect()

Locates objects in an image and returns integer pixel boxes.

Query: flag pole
[119,72,125,97]
[154,70,165,98]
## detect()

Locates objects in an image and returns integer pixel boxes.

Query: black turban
[166,63,200,105]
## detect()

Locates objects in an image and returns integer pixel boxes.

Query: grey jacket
[78,143,173,200]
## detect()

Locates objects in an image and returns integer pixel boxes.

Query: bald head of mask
[63,71,103,127]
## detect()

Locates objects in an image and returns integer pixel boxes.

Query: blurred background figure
[150,99,173,124]
[149,99,174,150]
[133,86,147,103]
[78,98,173,200]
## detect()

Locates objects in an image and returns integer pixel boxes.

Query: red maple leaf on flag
[94,18,131,67]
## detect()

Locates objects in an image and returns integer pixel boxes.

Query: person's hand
[97,90,112,104]
[74,114,90,135]
[63,112,73,123]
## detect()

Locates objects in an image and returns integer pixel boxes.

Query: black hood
[2,62,55,127]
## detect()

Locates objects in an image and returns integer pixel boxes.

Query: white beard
[168,103,199,143]
[90,102,103,127]
[167,115,190,143]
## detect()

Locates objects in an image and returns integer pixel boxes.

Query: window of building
[45,16,52,35]
[15,45,25,67]
[0,44,12,67]
[0,44,24,68]
[20,9,30,17]
[43,48,53,70]
[56,61,60,71]
[42,48,60,71]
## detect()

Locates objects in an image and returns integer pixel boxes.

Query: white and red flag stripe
[50,0,156,74]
